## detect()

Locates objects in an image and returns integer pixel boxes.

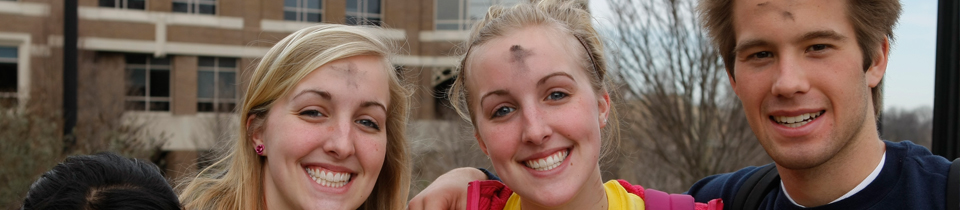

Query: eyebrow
[360,101,387,113]
[537,72,575,86]
[478,72,576,105]
[799,30,847,42]
[733,39,770,55]
[733,30,848,54]
[292,89,331,100]
[294,89,386,110]
[479,90,510,107]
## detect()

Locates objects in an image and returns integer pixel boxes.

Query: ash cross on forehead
[756,1,795,21]
[510,45,533,73]
[331,62,362,89]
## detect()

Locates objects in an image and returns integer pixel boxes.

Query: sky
[589,0,939,110]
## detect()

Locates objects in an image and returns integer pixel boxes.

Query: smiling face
[465,25,610,208]
[730,0,886,169]
[253,55,390,210]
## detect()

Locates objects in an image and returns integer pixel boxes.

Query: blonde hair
[178,24,411,210]
[448,0,620,158]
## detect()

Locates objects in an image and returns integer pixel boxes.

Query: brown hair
[698,0,901,116]
[178,24,411,210]
[447,0,620,158]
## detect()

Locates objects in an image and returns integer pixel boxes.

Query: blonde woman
[179,24,411,210]
[411,1,721,210]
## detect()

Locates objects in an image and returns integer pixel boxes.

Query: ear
[475,132,489,156]
[247,114,265,151]
[727,68,740,96]
[866,37,890,88]
[598,90,611,128]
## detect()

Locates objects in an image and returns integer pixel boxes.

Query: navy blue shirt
[687,141,951,209]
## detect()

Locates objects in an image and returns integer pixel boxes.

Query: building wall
[1,0,480,180]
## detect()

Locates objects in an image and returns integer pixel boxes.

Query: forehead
[732,0,851,40]
[292,55,391,102]
[465,25,585,81]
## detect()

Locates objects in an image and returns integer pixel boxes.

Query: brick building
[0,0,527,179]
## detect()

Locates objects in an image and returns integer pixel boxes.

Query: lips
[771,111,824,128]
[305,167,353,188]
[522,150,568,171]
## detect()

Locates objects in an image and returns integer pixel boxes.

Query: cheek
[478,123,519,160]
[733,73,767,104]
[265,120,315,159]
[360,136,388,172]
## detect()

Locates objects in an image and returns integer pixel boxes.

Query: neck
[778,117,885,207]
[520,167,608,210]
[262,164,287,210]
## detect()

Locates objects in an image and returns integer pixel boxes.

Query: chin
[770,147,835,170]
[306,201,357,210]
[524,182,581,207]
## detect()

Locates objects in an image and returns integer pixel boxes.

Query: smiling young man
[686,0,953,209]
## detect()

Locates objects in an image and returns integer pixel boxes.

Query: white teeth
[306,167,351,188]
[524,150,568,171]
[773,111,822,127]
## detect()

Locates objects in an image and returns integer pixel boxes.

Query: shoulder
[886,140,951,175]
[686,164,772,203]
[467,180,513,210]
[614,180,724,210]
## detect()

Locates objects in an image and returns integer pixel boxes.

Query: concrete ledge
[79,7,244,29]
[419,30,469,42]
[260,19,406,40]
[0,1,49,17]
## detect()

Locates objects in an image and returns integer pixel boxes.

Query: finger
[425,198,454,210]
[407,196,424,210]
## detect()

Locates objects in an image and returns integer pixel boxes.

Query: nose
[770,54,810,98]
[520,105,551,145]
[323,119,356,159]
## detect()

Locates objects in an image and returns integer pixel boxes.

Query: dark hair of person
[21,152,181,210]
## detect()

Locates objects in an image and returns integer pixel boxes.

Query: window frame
[196,56,238,113]
[0,34,30,109]
[0,46,18,106]
[98,0,147,10]
[345,0,382,26]
[125,54,172,112]
[172,0,216,15]
[283,0,324,22]
[435,0,519,31]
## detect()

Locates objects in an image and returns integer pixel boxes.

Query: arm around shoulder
[409,167,490,210]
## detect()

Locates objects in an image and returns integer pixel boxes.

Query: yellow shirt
[502,180,645,210]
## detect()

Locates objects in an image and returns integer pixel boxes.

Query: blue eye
[492,106,515,118]
[547,91,568,101]
[356,119,380,131]
[299,110,324,117]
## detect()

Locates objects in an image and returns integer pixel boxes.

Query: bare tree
[407,120,493,197]
[604,0,770,192]
[881,106,933,148]
[0,52,168,208]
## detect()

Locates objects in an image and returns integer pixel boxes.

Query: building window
[0,46,17,107]
[99,0,146,10]
[346,0,380,26]
[173,0,216,15]
[284,0,322,22]
[125,54,171,111]
[436,0,519,30]
[197,57,237,113]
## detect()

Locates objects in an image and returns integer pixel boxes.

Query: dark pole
[932,0,960,160]
[63,0,77,143]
